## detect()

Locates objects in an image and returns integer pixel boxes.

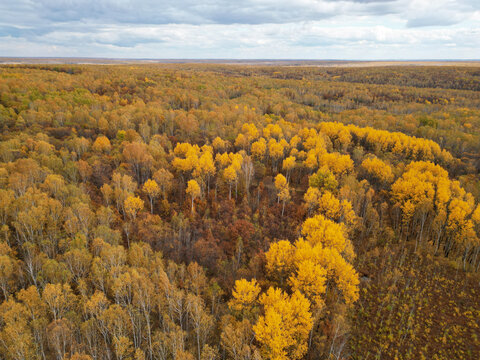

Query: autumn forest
[0,63,479,360]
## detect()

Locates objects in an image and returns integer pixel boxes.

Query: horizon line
[1,57,480,61]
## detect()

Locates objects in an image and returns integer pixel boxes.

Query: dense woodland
[0,64,479,360]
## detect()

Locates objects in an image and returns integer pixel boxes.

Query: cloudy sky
[0,0,479,59]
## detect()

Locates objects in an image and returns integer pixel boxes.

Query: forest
[0,63,479,360]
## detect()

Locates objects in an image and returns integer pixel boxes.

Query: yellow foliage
[235,133,247,149]
[289,260,326,308]
[253,288,312,360]
[304,187,321,213]
[223,166,238,184]
[282,156,296,172]
[302,214,353,258]
[318,152,353,177]
[142,179,160,198]
[212,136,226,152]
[92,135,111,153]
[274,174,287,191]
[215,152,230,168]
[228,279,261,312]
[265,240,295,280]
[319,121,352,150]
[251,138,267,159]
[172,143,200,173]
[194,151,216,180]
[186,179,201,200]
[268,139,285,161]
[124,196,144,220]
[361,157,394,184]
[317,191,356,225]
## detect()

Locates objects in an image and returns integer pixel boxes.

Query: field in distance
[1,57,480,66]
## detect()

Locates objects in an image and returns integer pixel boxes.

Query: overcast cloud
[0,0,479,59]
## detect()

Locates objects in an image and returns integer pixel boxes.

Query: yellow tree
[142,179,160,214]
[224,166,237,200]
[0,299,36,360]
[42,283,75,321]
[304,187,321,215]
[265,240,295,285]
[268,139,285,172]
[124,196,144,221]
[309,167,338,193]
[282,156,296,182]
[186,180,201,213]
[289,260,327,309]
[212,137,227,153]
[194,151,216,194]
[228,279,261,318]
[242,123,259,143]
[92,135,111,153]
[316,191,356,225]
[262,211,359,353]
[318,153,353,178]
[360,157,394,185]
[251,138,267,160]
[253,288,312,360]
[235,133,248,150]
[275,174,290,216]
[172,142,200,181]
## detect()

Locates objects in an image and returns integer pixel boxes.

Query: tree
[153,168,174,199]
[316,191,356,225]
[253,288,312,360]
[224,166,237,200]
[0,190,14,227]
[47,318,73,360]
[391,160,479,257]
[194,152,216,194]
[309,167,338,193]
[268,139,286,171]
[92,135,111,153]
[241,156,255,199]
[282,156,296,182]
[17,286,48,359]
[251,138,267,160]
[265,240,295,285]
[123,142,153,183]
[187,294,213,360]
[142,179,160,213]
[124,196,144,221]
[228,279,261,317]
[360,157,394,185]
[186,180,201,213]
[221,317,259,360]
[112,173,138,215]
[0,299,36,360]
[265,212,358,306]
[0,254,17,299]
[304,187,321,215]
[42,283,75,321]
[288,260,326,308]
[274,174,290,216]
[212,137,227,152]
[172,143,199,178]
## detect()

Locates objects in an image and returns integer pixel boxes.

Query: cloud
[6,0,400,25]
[0,0,479,58]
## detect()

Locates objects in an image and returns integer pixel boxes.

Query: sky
[0,0,479,60]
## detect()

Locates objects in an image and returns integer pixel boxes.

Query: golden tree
[186,180,201,214]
